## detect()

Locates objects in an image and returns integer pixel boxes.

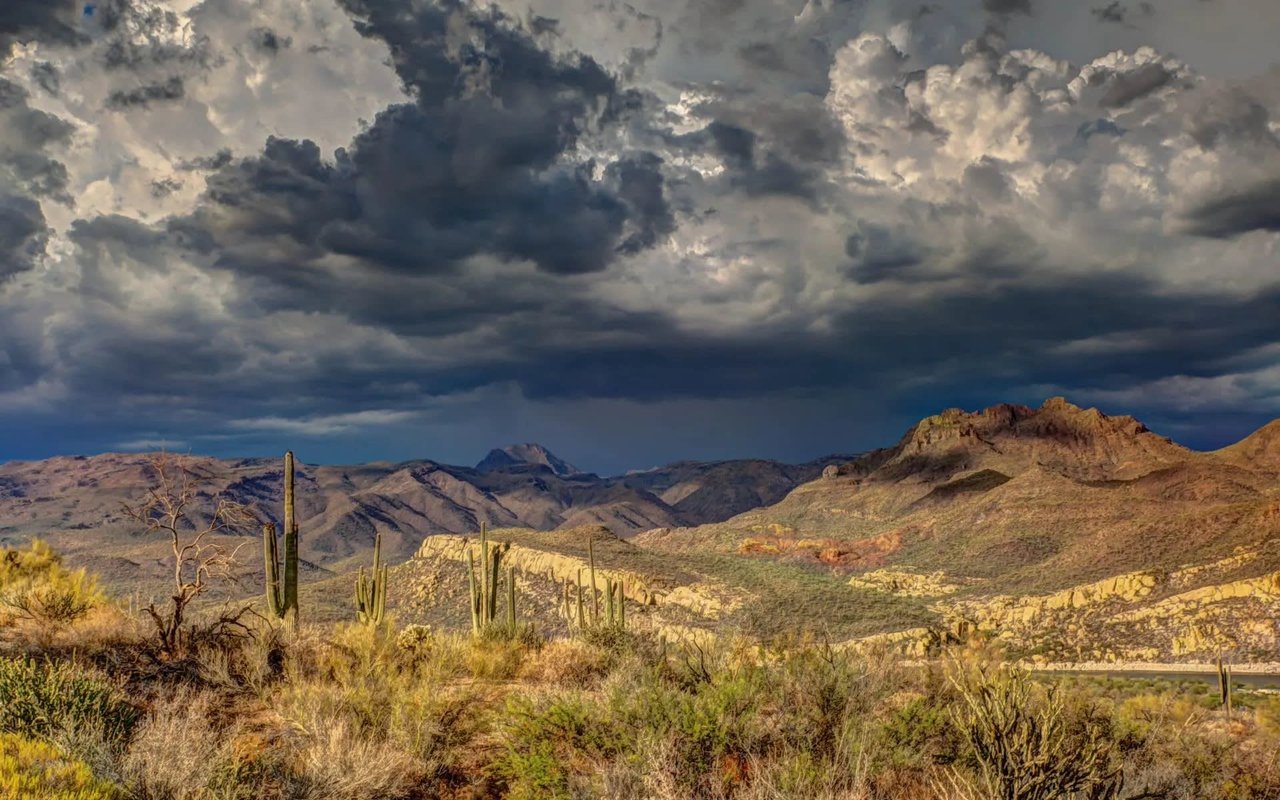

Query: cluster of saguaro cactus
[1217,654,1234,715]
[561,538,626,632]
[263,450,300,625]
[465,523,518,634]
[355,531,388,626]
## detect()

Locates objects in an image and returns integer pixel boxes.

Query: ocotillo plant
[465,523,513,634]
[263,450,300,625]
[355,531,388,626]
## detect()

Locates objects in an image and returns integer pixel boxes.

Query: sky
[0,0,1278,475]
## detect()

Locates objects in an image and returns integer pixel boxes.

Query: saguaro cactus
[263,451,300,625]
[263,522,284,617]
[465,523,515,635]
[355,531,388,626]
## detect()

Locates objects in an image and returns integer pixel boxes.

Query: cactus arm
[467,547,480,634]
[507,565,516,629]
[376,564,387,625]
[479,523,491,624]
[263,523,282,617]
[283,451,299,624]
[589,538,599,623]
[488,546,502,624]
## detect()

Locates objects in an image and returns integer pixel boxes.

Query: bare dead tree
[122,454,258,655]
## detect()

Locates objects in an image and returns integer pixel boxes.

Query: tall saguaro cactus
[355,531,388,626]
[263,451,300,625]
[466,523,516,635]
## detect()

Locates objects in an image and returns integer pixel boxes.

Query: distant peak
[475,444,580,476]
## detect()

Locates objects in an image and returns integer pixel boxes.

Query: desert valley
[6,397,1278,665]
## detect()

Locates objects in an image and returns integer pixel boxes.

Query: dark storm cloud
[105,75,186,109]
[1184,88,1274,149]
[1092,1,1155,24]
[0,194,48,280]
[1179,179,1280,237]
[0,0,84,57]
[0,79,76,202]
[686,116,833,201]
[842,225,926,284]
[150,177,182,199]
[169,0,669,287]
[607,153,676,254]
[456,270,1280,406]
[5,0,1280,466]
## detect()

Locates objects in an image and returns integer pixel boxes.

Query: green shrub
[498,694,610,799]
[0,732,122,799]
[0,657,139,748]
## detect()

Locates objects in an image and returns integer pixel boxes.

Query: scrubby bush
[0,732,122,799]
[0,539,104,629]
[0,657,138,748]
[944,661,1123,800]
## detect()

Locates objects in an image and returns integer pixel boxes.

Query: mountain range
[0,443,848,565]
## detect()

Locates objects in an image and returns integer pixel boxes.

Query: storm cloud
[0,0,1279,471]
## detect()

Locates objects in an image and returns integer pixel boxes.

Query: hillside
[631,398,1280,661]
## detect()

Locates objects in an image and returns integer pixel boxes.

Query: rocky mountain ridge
[0,445,842,565]
[637,397,1280,593]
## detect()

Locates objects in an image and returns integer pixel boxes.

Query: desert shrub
[274,624,482,796]
[944,662,1123,800]
[0,540,104,628]
[498,692,621,799]
[768,641,872,759]
[0,538,62,580]
[464,635,527,681]
[123,690,228,800]
[0,657,139,748]
[519,638,612,688]
[0,732,122,799]
[612,667,768,798]
[286,704,425,800]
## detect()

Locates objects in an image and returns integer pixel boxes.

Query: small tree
[122,454,256,655]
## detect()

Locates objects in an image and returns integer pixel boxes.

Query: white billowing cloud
[5,0,407,230]
[820,30,1280,292]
